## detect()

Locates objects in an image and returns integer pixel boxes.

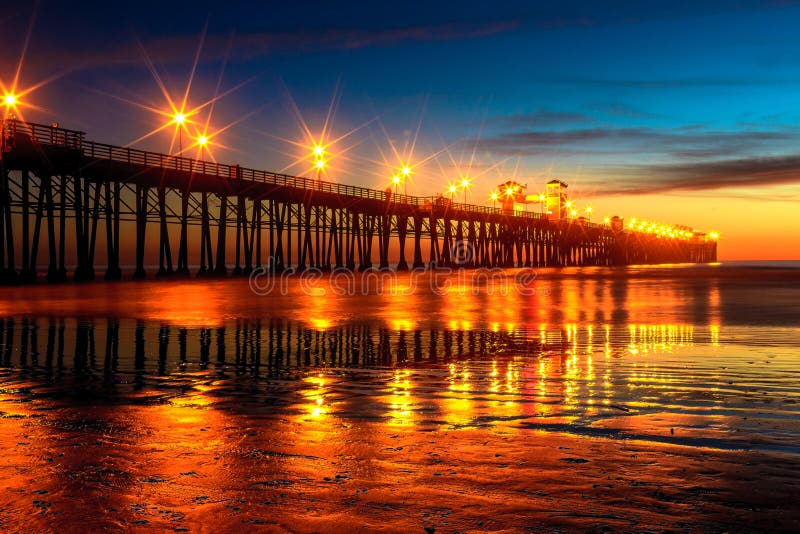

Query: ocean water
[1,263,799,531]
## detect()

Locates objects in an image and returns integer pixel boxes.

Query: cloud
[487,109,593,128]
[518,0,800,32]
[585,102,658,119]
[470,123,800,195]
[26,21,520,72]
[235,21,520,54]
[597,154,800,195]
[537,77,800,89]
[474,126,798,159]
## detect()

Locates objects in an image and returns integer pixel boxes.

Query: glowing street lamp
[173,112,188,155]
[310,141,328,189]
[392,174,401,196]
[448,184,457,199]
[194,134,208,163]
[460,177,471,204]
[490,191,498,209]
[2,93,18,118]
[396,165,411,195]
[314,158,326,189]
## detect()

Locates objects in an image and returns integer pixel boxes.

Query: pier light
[603,216,610,224]
[461,178,470,188]
[585,206,593,214]
[392,175,401,185]
[316,159,326,170]
[313,145,324,157]
[197,135,208,146]
[490,191,498,201]
[402,165,411,177]
[538,194,545,202]
[570,209,577,217]
[170,111,190,154]
[565,200,572,208]
[709,231,719,240]
[448,184,457,194]
[4,93,17,106]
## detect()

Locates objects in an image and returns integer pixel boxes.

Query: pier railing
[3,118,572,225]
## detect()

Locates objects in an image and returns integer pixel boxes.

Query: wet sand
[1,264,800,531]
[3,401,800,532]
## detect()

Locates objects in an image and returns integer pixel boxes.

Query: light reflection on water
[2,266,800,530]
[1,315,798,452]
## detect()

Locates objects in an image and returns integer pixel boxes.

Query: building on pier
[545,180,569,220]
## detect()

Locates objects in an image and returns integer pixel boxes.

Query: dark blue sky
[3,0,800,256]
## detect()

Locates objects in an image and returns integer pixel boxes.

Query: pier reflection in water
[3,316,797,451]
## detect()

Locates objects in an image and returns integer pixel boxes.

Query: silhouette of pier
[0,119,717,283]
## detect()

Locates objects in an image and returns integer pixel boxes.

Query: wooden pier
[0,119,717,283]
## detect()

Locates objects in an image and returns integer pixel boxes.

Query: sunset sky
[2,1,799,260]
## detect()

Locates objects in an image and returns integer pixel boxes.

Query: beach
[1,263,799,531]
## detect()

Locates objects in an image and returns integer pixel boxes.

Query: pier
[0,118,717,283]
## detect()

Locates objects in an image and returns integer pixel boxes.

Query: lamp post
[174,112,186,153]
[460,178,470,204]
[315,158,325,189]
[3,93,17,118]
[401,165,410,196]
[197,135,208,164]
[311,144,326,189]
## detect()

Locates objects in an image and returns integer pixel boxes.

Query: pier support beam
[134,185,148,279]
